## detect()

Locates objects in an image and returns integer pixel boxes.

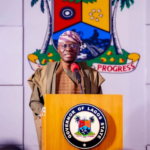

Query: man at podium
[28,31,105,150]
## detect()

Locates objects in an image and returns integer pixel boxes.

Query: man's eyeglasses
[59,44,79,50]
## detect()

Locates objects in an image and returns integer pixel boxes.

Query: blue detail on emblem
[60,7,75,20]
[79,126,91,135]
[53,22,111,60]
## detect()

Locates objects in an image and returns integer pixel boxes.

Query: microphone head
[71,63,79,73]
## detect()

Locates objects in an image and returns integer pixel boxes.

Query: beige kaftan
[28,61,105,150]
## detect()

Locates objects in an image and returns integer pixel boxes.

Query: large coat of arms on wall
[28,0,140,73]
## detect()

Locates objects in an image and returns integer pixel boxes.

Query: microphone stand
[74,69,83,94]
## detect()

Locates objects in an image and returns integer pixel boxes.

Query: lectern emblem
[62,104,107,149]
[75,116,95,137]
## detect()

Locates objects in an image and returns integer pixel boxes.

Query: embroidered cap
[58,31,82,46]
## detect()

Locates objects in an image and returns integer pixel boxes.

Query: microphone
[71,63,83,94]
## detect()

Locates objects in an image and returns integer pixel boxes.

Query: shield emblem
[52,0,111,61]
[79,120,91,135]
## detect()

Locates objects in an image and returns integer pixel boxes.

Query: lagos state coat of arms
[28,0,140,74]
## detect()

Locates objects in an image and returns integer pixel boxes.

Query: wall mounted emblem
[62,104,107,149]
[28,0,140,74]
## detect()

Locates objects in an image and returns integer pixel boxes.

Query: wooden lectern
[42,94,123,150]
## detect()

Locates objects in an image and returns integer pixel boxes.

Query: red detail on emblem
[54,0,81,32]
[79,120,91,128]
[79,120,85,128]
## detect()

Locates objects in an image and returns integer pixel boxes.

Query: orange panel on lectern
[42,94,123,150]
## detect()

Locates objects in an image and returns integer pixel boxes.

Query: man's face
[58,41,80,63]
